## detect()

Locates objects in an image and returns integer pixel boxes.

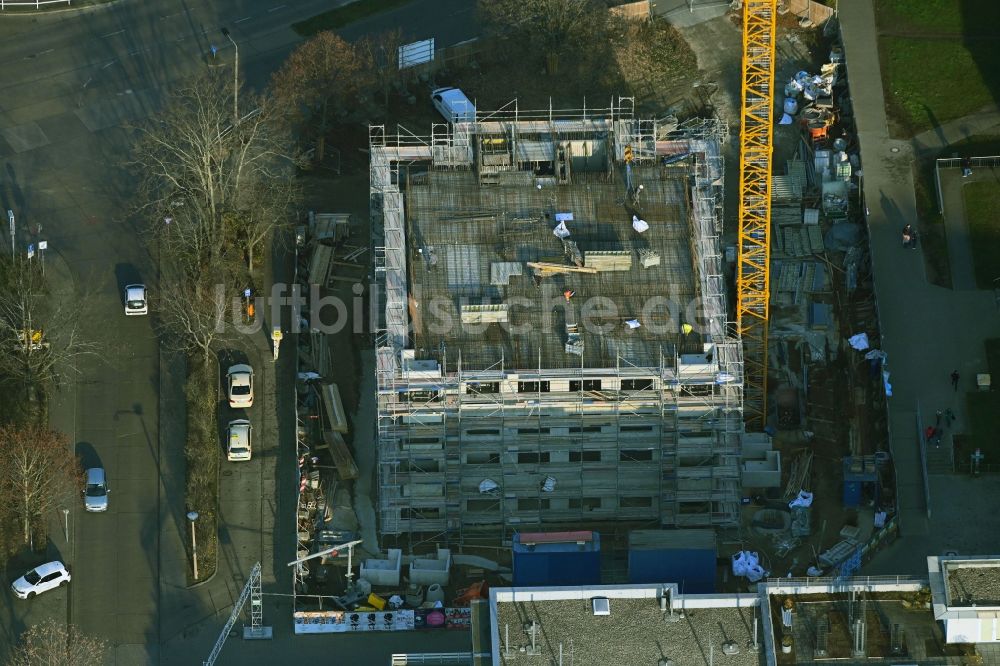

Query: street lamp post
[221,28,239,126]
[61,508,69,542]
[187,511,199,580]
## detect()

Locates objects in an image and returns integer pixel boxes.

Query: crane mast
[736,0,778,430]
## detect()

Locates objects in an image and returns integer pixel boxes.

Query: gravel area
[496,598,764,666]
[947,565,1000,605]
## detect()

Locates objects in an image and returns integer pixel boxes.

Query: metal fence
[390,654,473,666]
[916,402,931,519]
[935,155,1000,214]
[1,0,70,8]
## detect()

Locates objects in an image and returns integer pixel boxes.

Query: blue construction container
[512,531,601,586]
[628,529,717,593]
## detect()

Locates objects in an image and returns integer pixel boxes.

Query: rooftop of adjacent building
[940,558,1000,608]
[404,165,704,372]
[491,585,764,666]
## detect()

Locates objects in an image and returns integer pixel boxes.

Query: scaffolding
[370,105,744,546]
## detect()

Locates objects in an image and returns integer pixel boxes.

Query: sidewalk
[840,0,1000,573]
[911,108,1000,156]
[158,247,286,656]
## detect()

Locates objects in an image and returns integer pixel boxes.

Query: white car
[124,284,148,316]
[83,467,110,513]
[226,419,252,461]
[226,364,254,408]
[11,561,71,599]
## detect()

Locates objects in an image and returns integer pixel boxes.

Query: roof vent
[592,597,610,616]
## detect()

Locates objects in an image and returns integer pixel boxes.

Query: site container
[627,529,716,592]
[512,531,601,586]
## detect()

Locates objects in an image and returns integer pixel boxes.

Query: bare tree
[355,28,406,111]
[0,425,81,544]
[131,71,301,277]
[270,31,370,160]
[478,0,608,74]
[10,619,108,666]
[156,267,233,365]
[0,259,99,406]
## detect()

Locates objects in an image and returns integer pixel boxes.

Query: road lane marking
[102,59,118,69]
[102,29,125,38]
[39,49,54,55]
[267,4,286,11]
[235,16,252,23]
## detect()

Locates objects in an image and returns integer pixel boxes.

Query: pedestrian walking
[935,410,943,428]
[961,156,973,178]
[951,370,960,391]
[924,425,936,442]
[901,224,917,249]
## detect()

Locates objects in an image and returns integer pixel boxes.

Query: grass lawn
[293,0,413,36]
[966,339,1000,461]
[966,391,1000,459]
[963,181,1000,288]
[877,0,1000,34]
[184,356,219,582]
[881,36,999,137]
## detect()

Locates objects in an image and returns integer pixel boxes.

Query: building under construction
[371,98,749,547]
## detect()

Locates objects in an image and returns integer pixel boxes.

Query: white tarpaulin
[848,332,869,351]
[789,490,814,508]
[631,215,649,233]
[625,319,641,329]
[478,479,499,495]
[553,221,571,238]
[731,550,767,582]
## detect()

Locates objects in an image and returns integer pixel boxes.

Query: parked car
[431,87,475,124]
[226,364,254,408]
[11,561,71,599]
[226,419,252,461]
[124,284,148,316]
[83,467,110,512]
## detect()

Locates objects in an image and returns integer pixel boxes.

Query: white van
[431,87,475,124]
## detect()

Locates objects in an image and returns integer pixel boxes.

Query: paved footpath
[840,1,1000,573]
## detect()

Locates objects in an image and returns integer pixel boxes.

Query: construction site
[369,101,769,548]
[281,1,921,646]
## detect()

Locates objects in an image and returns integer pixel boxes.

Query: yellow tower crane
[736,0,777,431]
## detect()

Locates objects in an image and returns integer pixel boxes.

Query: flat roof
[405,167,700,371]
[945,562,1000,607]
[494,591,763,665]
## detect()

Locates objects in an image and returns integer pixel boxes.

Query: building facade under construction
[371,98,745,547]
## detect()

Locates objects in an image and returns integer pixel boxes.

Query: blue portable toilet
[627,529,717,593]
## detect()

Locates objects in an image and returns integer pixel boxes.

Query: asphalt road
[0,0,477,663]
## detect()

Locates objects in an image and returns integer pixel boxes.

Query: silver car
[124,284,148,316]
[226,419,252,461]
[83,467,109,512]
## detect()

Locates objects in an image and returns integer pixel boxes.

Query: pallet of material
[309,243,334,285]
[323,429,359,480]
[320,383,349,434]
[584,251,632,272]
